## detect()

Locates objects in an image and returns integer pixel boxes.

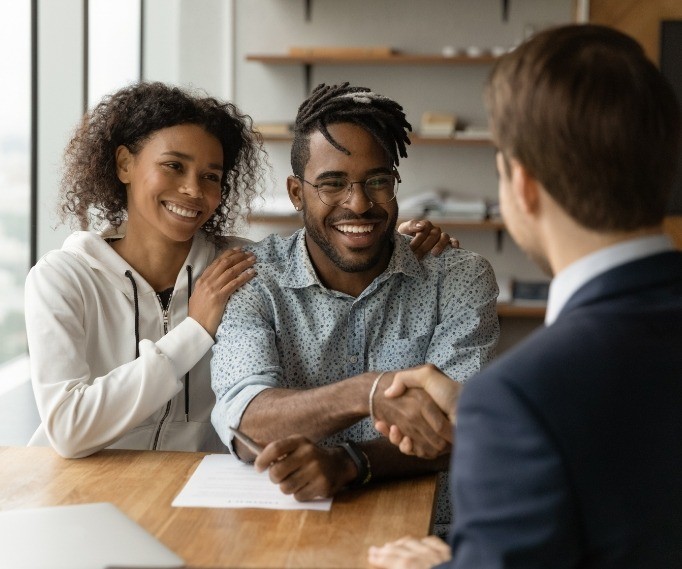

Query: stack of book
[254,123,293,138]
[496,276,550,305]
[399,190,487,221]
[418,112,458,138]
[454,125,492,140]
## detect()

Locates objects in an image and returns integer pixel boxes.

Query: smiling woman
[24,81,268,458]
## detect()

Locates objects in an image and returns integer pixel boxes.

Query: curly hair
[290,82,411,177]
[60,81,268,239]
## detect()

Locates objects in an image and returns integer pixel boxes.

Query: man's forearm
[236,371,378,459]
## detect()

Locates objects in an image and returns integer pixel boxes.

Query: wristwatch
[338,440,372,488]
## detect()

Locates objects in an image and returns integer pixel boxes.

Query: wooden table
[0,446,438,568]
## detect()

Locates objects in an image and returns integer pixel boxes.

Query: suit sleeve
[443,373,581,569]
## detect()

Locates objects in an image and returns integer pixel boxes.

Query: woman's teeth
[165,203,199,218]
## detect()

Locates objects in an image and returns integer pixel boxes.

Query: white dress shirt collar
[545,234,673,325]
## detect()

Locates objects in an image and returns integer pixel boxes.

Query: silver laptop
[0,502,185,569]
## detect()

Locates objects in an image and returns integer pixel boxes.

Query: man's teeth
[165,203,199,218]
[336,224,374,234]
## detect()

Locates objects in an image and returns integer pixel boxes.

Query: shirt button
[349,355,358,363]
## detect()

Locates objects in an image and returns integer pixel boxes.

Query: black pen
[229,426,264,454]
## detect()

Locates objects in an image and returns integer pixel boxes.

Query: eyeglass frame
[294,168,401,207]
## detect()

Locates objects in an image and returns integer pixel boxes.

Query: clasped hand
[373,365,458,459]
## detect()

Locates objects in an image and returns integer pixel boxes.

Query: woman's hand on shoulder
[398,219,459,259]
[188,247,256,337]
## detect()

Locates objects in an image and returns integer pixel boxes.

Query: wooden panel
[664,215,682,249]
[590,0,682,63]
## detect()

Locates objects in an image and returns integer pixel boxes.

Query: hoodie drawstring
[185,265,193,422]
[124,270,140,358]
[125,266,193,423]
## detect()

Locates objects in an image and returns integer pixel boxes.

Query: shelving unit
[257,133,494,147]
[246,53,498,92]
[496,303,545,319]
[246,53,499,65]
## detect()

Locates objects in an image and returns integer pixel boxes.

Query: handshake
[372,363,459,459]
[232,363,459,502]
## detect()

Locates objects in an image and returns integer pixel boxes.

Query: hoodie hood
[60,223,218,298]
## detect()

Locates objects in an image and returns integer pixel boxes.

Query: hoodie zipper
[152,292,173,450]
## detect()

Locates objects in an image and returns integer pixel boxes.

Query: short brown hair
[486,24,680,231]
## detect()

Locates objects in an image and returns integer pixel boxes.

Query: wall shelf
[257,133,494,147]
[246,53,498,92]
[246,53,499,65]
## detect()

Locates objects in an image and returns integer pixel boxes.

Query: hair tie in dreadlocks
[290,82,412,177]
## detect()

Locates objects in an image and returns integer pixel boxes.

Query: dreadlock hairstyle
[290,82,412,176]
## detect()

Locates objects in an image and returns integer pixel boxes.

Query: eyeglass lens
[316,173,398,206]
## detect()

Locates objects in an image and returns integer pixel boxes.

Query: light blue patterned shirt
[210,229,499,534]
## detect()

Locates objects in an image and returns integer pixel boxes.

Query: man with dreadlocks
[210,83,499,536]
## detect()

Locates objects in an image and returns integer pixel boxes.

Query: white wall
[144,0,235,97]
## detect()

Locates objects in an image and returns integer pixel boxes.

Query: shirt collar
[279,229,423,292]
[545,234,673,325]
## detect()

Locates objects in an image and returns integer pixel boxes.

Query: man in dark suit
[368,24,682,569]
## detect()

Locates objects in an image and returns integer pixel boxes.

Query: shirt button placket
[346,300,365,378]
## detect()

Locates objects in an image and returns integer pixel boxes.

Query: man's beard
[303,209,398,273]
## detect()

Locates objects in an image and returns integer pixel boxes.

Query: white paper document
[172,454,333,511]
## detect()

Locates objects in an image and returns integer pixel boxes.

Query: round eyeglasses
[295,170,400,207]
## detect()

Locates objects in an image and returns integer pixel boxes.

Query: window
[88,0,141,107]
[0,0,31,365]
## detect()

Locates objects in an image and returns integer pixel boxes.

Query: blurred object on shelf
[400,190,488,220]
[454,125,492,139]
[419,112,458,138]
[488,202,501,221]
[254,123,293,137]
[512,279,550,303]
[441,45,460,57]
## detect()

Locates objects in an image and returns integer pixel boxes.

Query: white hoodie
[26,226,249,458]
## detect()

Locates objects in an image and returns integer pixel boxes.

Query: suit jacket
[445,251,682,569]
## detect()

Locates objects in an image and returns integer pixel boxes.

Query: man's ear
[287,175,304,212]
[510,159,540,216]
[115,145,133,184]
